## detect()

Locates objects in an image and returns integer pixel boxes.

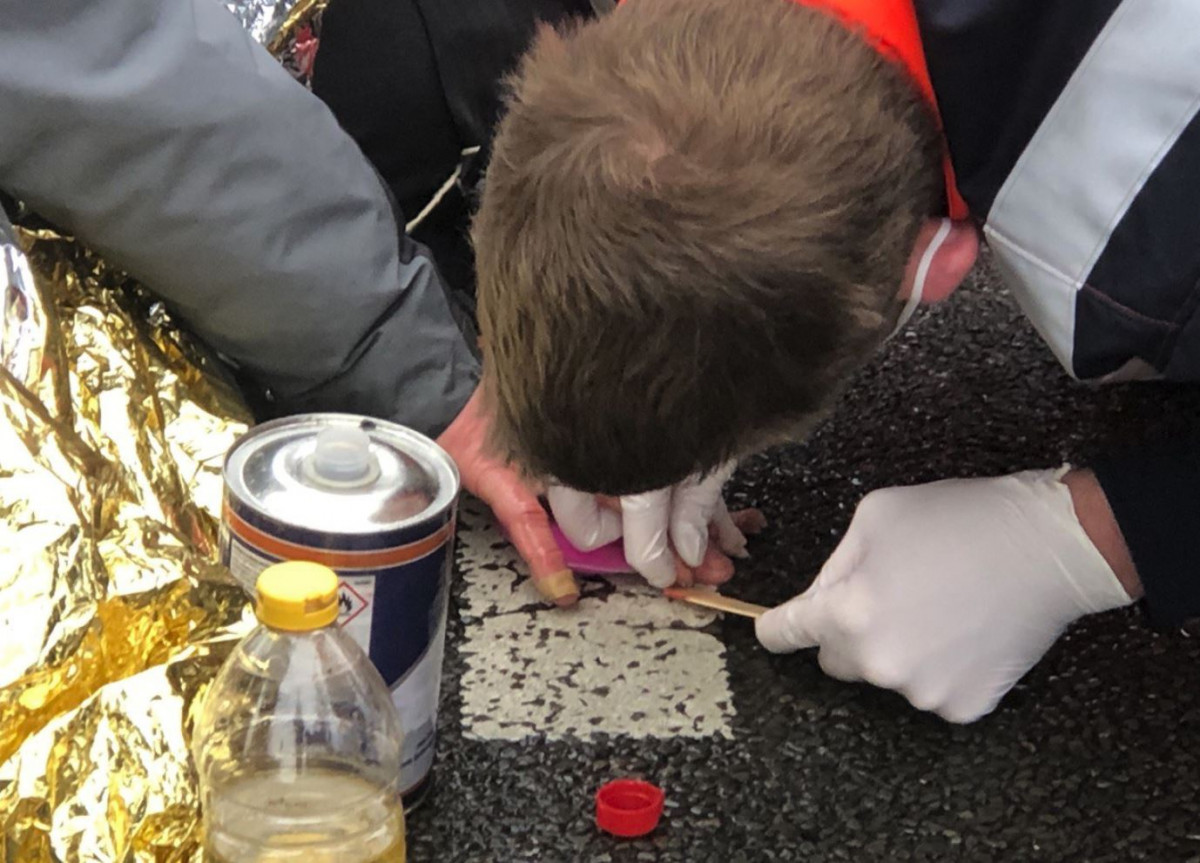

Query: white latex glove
[547,462,747,588]
[756,468,1135,723]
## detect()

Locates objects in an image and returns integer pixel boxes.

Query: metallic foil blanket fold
[0,215,253,861]
[224,0,329,84]
[0,7,328,859]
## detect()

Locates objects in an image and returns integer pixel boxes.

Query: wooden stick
[662,587,769,619]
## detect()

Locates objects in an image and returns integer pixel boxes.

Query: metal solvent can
[219,413,459,810]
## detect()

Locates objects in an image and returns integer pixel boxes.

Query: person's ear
[899,218,979,303]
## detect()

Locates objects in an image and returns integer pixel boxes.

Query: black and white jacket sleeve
[916,0,1200,625]
[0,0,480,438]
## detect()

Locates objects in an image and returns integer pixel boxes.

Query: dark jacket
[310,0,598,328]
[916,0,1200,625]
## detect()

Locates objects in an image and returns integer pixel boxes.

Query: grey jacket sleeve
[0,0,479,437]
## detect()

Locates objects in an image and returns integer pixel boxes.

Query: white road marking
[455,499,736,741]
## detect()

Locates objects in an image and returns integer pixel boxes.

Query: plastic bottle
[193,561,406,862]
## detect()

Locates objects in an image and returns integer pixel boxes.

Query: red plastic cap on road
[595,779,665,838]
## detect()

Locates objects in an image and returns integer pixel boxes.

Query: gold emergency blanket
[0,7,333,859]
[0,7,337,859]
[0,223,254,862]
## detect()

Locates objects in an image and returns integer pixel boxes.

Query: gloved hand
[547,462,753,588]
[437,387,579,606]
[756,469,1136,723]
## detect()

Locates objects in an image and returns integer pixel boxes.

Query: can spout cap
[306,426,380,487]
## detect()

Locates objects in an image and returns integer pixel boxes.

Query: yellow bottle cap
[254,561,340,632]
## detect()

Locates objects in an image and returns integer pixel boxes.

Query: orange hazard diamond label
[337,576,375,653]
[338,580,368,624]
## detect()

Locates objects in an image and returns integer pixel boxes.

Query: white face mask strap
[889,217,953,339]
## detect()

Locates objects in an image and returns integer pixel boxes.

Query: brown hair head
[473,0,942,495]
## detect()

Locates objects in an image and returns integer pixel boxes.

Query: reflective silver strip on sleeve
[982,0,1200,377]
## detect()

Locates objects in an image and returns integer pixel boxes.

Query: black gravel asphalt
[408,251,1200,863]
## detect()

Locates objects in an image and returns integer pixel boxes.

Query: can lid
[223,414,459,535]
[595,779,665,838]
[255,561,340,631]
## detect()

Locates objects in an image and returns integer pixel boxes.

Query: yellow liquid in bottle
[204,769,405,863]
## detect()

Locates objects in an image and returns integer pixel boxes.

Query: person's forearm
[1090,441,1200,628]
[1062,468,1142,601]
[0,0,478,437]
